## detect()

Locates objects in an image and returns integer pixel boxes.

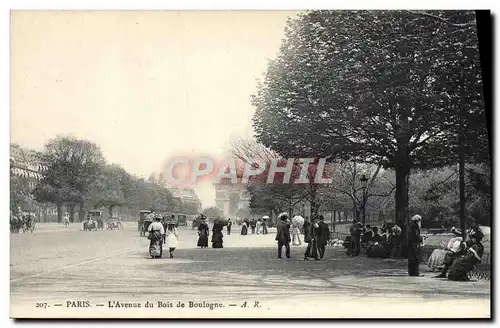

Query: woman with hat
[447,229,485,281]
[212,218,224,248]
[165,219,179,258]
[241,219,248,236]
[147,214,165,259]
[197,215,209,248]
[408,214,423,276]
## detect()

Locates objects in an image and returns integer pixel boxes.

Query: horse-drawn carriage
[83,210,103,231]
[10,212,36,234]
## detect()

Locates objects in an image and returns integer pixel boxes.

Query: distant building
[10,143,48,190]
[147,172,202,214]
[214,180,251,218]
[169,186,202,214]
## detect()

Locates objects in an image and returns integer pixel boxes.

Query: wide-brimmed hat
[277,212,289,220]
[411,215,422,221]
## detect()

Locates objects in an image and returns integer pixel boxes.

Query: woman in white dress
[165,222,179,259]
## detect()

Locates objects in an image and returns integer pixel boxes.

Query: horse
[10,215,22,234]
[21,214,36,234]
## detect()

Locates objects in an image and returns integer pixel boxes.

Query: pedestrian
[250,219,256,235]
[408,214,423,276]
[166,221,179,258]
[316,215,331,259]
[227,218,232,235]
[349,221,362,256]
[256,219,262,235]
[303,217,310,235]
[304,216,320,260]
[197,215,209,248]
[212,219,224,248]
[147,214,165,259]
[262,218,268,235]
[275,212,291,259]
[291,224,302,246]
[241,220,248,235]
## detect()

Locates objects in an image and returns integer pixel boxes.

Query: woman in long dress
[165,222,179,258]
[241,221,248,235]
[304,217,320,260]
[448,230,485,281]
[147,215,165,259]
[291,224,302,246]
[212,220,224,248]
[197,217,209,248]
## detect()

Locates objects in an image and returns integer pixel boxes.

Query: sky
[10,10,302,207]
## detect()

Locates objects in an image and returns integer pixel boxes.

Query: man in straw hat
[408,214,423,276]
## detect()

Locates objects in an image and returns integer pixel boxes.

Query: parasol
[262,215,270,220]
[292,215,305,227]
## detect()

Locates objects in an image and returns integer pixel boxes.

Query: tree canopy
[252,10,489,228]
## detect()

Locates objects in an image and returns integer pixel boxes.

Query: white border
[2,1,498,327]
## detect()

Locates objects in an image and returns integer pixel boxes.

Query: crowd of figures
[240,217,268,236]
[346,220,404,259]
[275,213,331,260]
[347,214,486,279]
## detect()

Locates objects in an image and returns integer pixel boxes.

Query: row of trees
[12,136,175,222]
[246,11,490,231]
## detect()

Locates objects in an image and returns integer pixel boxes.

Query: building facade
[214,181,251,218]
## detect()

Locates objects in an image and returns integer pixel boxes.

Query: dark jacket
[316,221,331,246]
[408,221,422,244]
[275,220,291,243]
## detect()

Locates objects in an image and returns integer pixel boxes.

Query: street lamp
[360,174,368,225]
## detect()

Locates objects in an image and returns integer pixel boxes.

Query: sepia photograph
[8,9,491,319]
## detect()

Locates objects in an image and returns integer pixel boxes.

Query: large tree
[252,10,488,231]
[35,136,105,221]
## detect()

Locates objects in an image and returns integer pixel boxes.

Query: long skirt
[407,243,421,276]
[305,240,319,259]
[241,226,248,235]
[197,231,208,247]
[149,239,163,258]
[212,232,223,248]
[448,254,478,281]
[427,249,449,272]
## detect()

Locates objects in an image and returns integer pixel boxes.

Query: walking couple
[304,215,330,261]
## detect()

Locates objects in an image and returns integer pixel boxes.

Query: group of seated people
[347,222,404,258]
[428,227,485,281]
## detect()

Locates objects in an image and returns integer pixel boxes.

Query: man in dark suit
[275,213,291,259]
[408,214,423,276]
[316,215,331,259]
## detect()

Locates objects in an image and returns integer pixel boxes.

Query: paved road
[10,224,490,318]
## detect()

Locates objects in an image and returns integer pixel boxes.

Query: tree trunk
[69,204,76,223]
[395,163,410,232]
[57,203,63,223]
[109,206,114,218]
[459,146,466,240]
[79,201,85,222]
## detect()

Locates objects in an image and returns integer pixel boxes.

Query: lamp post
[360,174,368,225]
